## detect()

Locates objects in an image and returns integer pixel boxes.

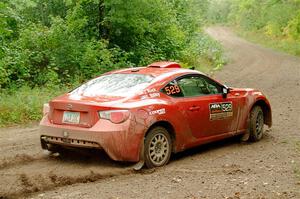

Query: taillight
[98,110,130,124]
[43,103,50,115]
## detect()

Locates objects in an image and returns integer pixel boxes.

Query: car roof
[109,66,205,79]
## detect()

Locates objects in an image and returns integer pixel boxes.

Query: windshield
[70,73,154,97]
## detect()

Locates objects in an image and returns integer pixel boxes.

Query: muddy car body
[40,61,272,168]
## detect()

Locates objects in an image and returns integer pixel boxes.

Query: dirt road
[1,26,299,199]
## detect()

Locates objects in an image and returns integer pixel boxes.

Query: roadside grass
[233,27,300,57]
[181,31,227,74]
[0,86,68,127]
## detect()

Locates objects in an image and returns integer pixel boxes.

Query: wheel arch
[145,120,176,152]
[251,99,272,127]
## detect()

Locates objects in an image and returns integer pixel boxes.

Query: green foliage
[286,11,300,40]
[206,0,232,24]
[0,0,224,90]
[1,12,130,87]
[181,33,226,72]
[207,0,300,55]
[236,27,300,56]
[0,86,67,127]
[208,0,300,38]
[0,2,19,41]
[103,0,186,64]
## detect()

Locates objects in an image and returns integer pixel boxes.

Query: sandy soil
[0,26,299,199]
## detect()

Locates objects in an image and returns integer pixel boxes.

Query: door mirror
[222,86,229,98]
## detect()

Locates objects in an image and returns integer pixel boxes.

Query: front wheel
[249,106,264,142]
[144,127,172,168]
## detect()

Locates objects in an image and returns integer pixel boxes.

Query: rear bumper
[39,115,146,162]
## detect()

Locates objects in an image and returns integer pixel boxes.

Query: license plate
[62,111,80,124]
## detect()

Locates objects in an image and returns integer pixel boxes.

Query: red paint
[148,61,181,68]
[39,61,272,162]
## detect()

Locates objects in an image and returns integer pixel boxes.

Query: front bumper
[39,115,146,162]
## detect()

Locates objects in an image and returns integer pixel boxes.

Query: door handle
[189,106,200,111]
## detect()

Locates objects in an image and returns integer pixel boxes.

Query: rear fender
[134,106,192,153]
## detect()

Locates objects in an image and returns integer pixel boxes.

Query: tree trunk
[98,0,107,40]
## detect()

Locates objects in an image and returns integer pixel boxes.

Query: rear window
[70,74,154,97]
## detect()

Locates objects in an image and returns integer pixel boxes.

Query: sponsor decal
[149,92,160,98]
[149,108,166,116]
[209,102,233,120]
[146,88,157,93]
[137,88,156,95]
[139,88,159,99]
[140,92,160,100]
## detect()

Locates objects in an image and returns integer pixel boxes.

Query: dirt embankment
[0,26,299,199]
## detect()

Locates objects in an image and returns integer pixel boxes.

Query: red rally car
[39,61,272,168]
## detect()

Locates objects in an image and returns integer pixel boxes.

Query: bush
[207,0,300,56]
[1,17,130,88]
[181,33,226,72]
[0,0,223,90]
[0,86,67,127]
[285,11,300,41]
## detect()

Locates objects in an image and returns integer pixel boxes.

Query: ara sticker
[149,108,166,116]
[209,102,233,120]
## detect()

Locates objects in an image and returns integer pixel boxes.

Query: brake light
[98,110,130,124]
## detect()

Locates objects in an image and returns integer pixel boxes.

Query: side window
[162,80,183,97]
[204,77,223,94]
[177,75,222,97]
[162,75,222,98]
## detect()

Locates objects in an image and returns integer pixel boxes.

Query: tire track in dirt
[0,148,135,199]
[0,126,135,198]
[0,154,41,170]
[1,167,133,199]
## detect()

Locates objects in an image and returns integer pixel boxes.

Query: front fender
[249,93,272,127]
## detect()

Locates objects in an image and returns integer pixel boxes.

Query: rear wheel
[249,106,264,142]
[144,127,172,168]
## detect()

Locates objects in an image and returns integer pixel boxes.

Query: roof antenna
[189,66,195,70]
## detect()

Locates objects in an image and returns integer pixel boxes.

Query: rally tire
[144,127,172,168]
[249,106,264,142]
